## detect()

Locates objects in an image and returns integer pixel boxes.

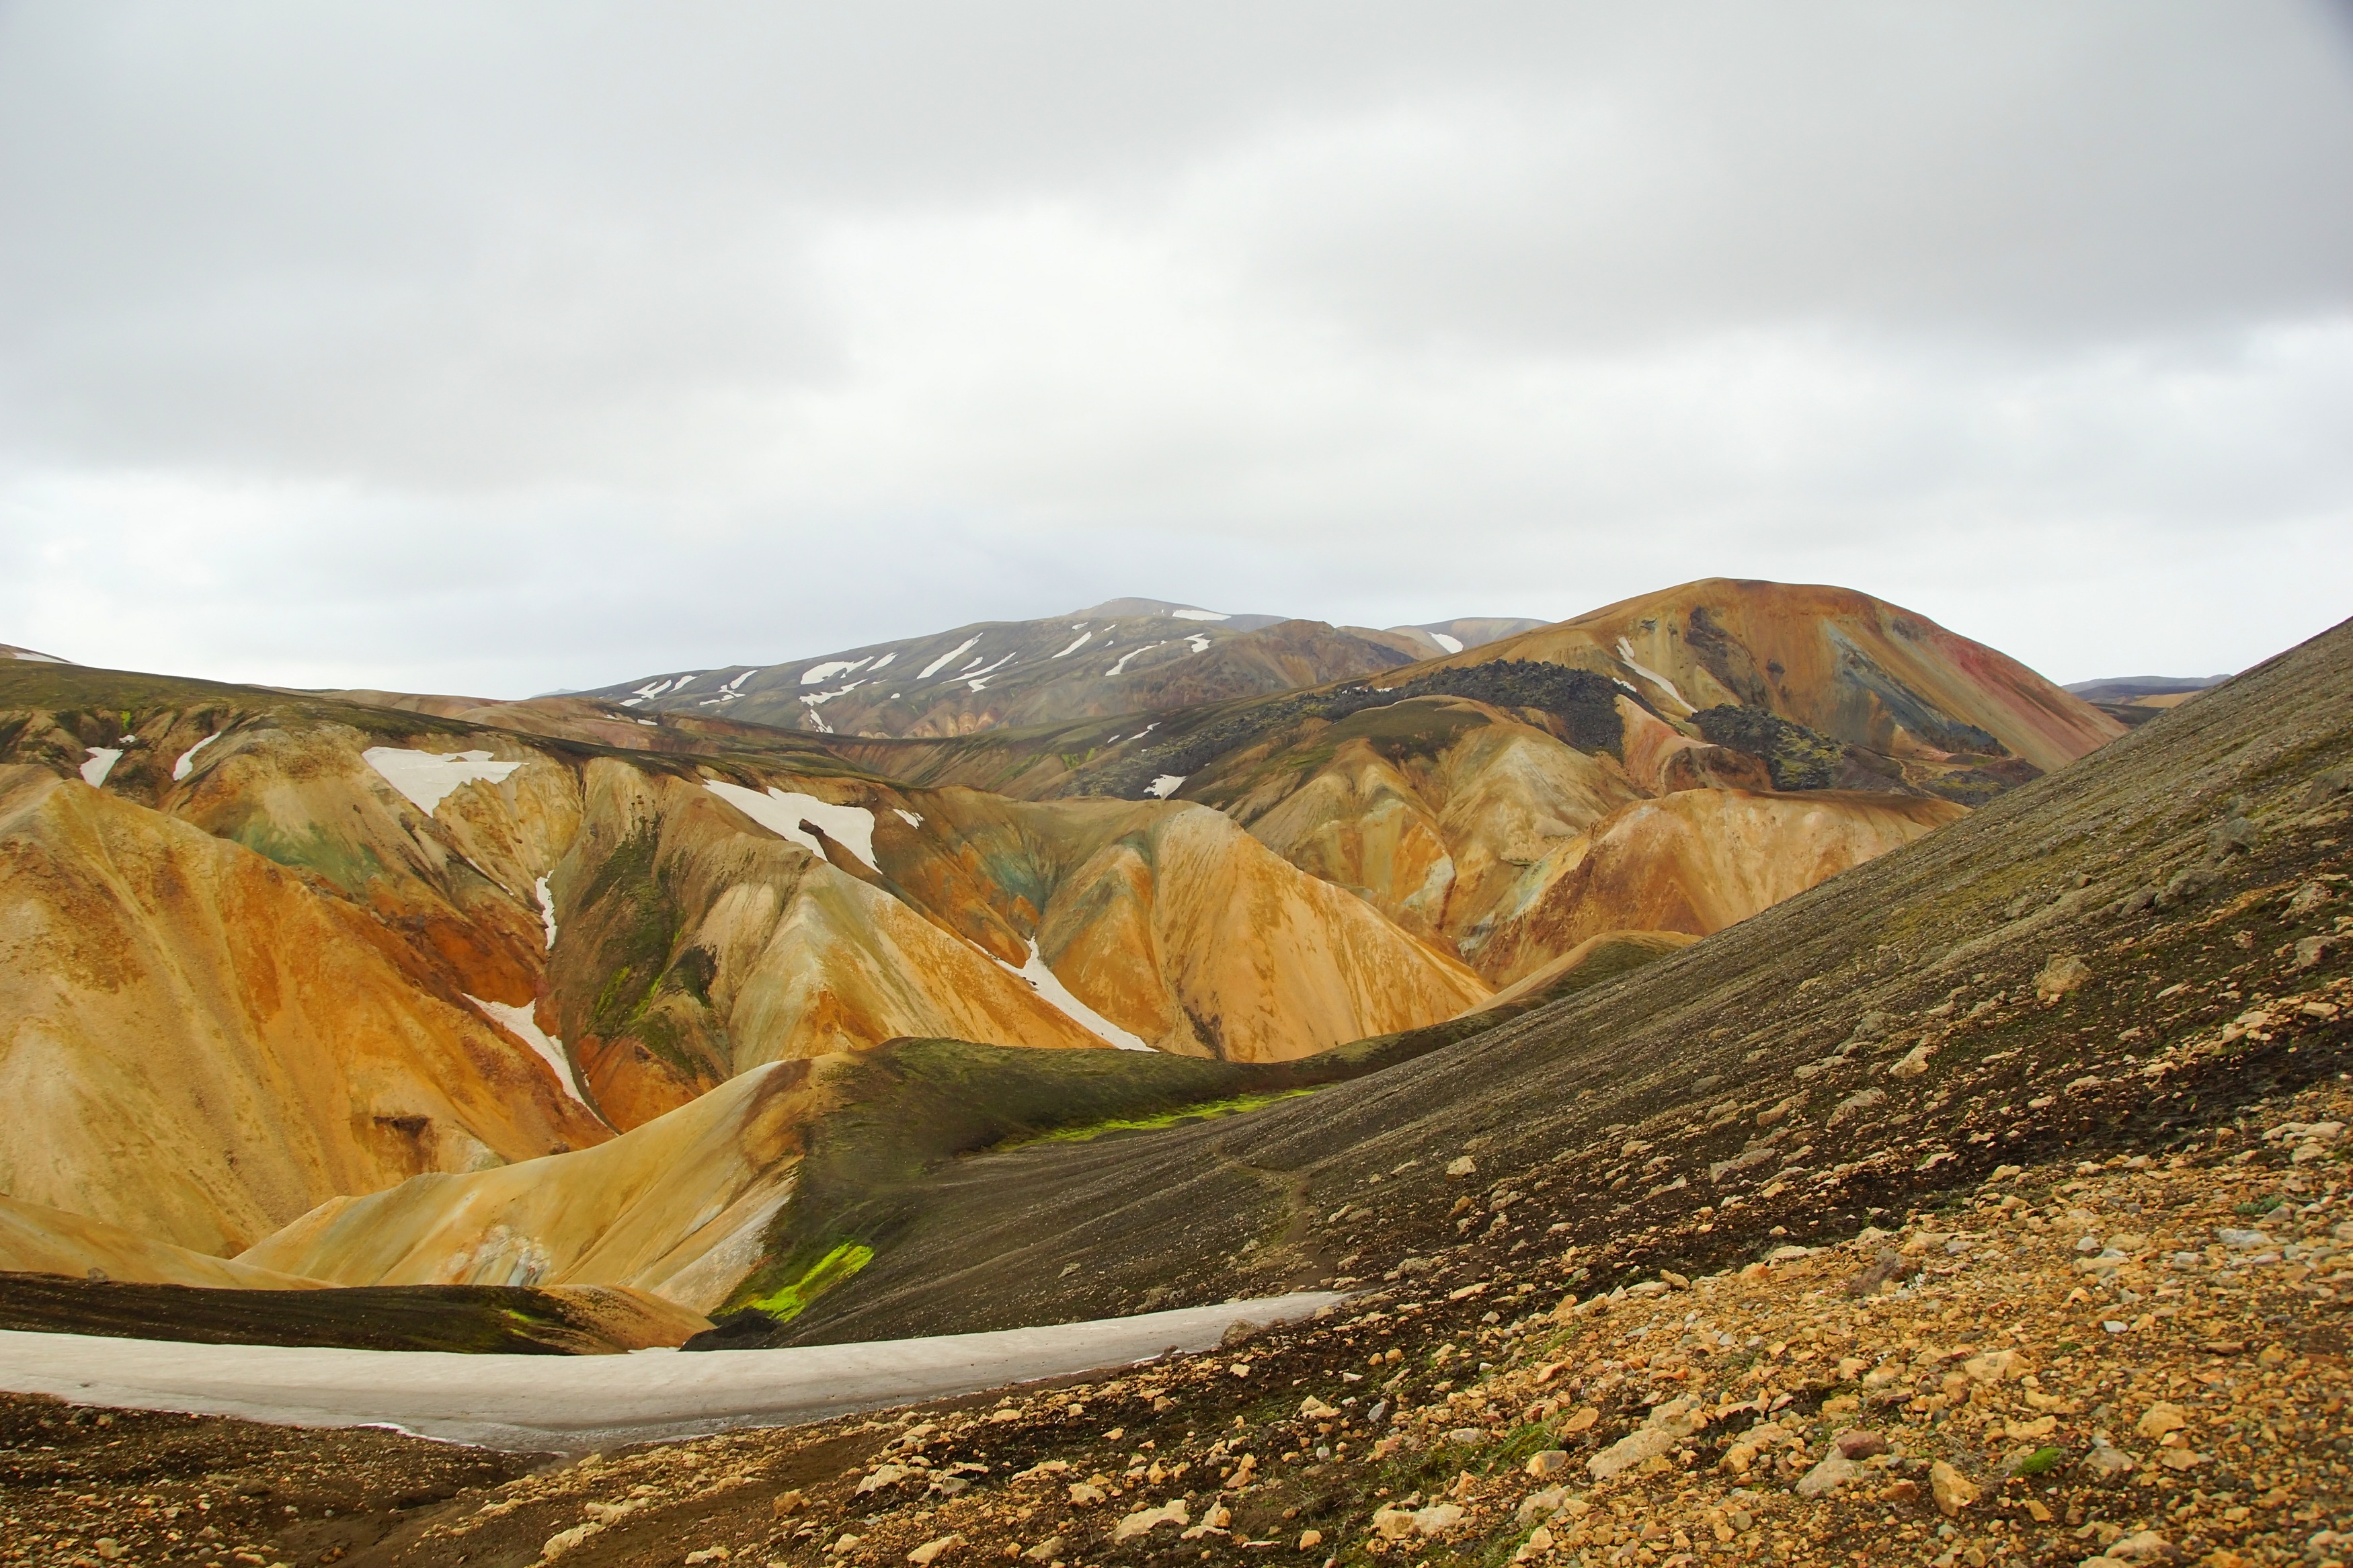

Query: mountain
[0,657,1480,1259]
[0,577,2130,1329]
[0,644,68,663]
[2065,673,2233,730]
[579,600,1540,740]
[717,606,2353,1346]
[813,580,2108,979]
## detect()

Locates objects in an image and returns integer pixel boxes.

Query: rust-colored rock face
[1433,578,2122,774]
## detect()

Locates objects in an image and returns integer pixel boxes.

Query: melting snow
[1050,629,1093,659]
[994,940,1152,1051]
[171,734,219,782]
[961,650,1017,688]
[534,875,557,950]
[801,659,864,686]
[1613,638,1695,712]
[870,651,895,670]
[79,748,122,786]
[1170,608,1230,621]
[629,678,674,700]
[801,679,863,708]
[1105,643,1161,677]
[362,748,524,815]
[466,995,590,1108]
[920,635,982,679]
[1185,634,1211,654]
[894,808,922,827]
[704,781,881,872]
[723,669,756,692]
[8,648,66,663]
[1429,632,1464,654]
[1145,774,1187,798]
[672,673,701,692]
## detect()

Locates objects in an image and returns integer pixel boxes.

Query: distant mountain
[0,643,68,663]
[580,600,1542,739]
[2063,673,2230,700]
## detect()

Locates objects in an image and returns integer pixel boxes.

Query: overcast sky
[3,3,2349,694]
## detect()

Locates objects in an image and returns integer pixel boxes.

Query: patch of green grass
[2235,1194,2286,1217]
[2015,1445,2065,1477]
[1000,1088,1318,1149]
[746,1241,875,1323]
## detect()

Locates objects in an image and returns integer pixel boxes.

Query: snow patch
[79,748,122,786]
[1170,608,1230,621]
[466,995,590,1107]
[722,669,757,692]
[961,650,1017,689]
[362,748,524,815]
[672,673,701,692]
[171,733,219,782]
[1185,634,1211,654]
[1613,638,1694,712]
[1145,774,1187,798]
[801,679,864,708]
[7,647,67,663]
[1050,630,1093,659]
[1429,632,1464,654]
[994,940,1152,1051]
[801,660,863,685]
[534,876,558,951]
[1105,643,1161,677]
[920,635,982,679]
[869,651,895,670]
[704,781,880,872]
[893,809,922,827]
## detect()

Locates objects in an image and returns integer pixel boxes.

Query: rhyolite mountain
[580,599,1544,739]
[0,578,2132,1333]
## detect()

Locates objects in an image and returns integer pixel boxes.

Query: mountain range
[0,578,2145,1336]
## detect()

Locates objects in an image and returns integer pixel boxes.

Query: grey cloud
[0,2,2347,693]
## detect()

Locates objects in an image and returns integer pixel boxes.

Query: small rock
[2136,1402,2189,1438]
[2081,1441,2136,1481]
[1557,1405,1599,1434]
[1299,1396,1340,1419]
[1589,1426,1679,1480]
[1067,1482,1105,1505]
[906,1534,964,1565]
[686,1550,732,1567]
[1517,1486,1570,1525]
[1111,1501,1189,1542]
[1878,1478,1919,1503]
[1446,1427,1487,1446]
[1298,1530,1322,1550]
[1021,1539,1064,1563]
[1833,1428,1888,1460]
[2035,953,2092,1004]
[1929,1460,1980,1516]
[1887,1044,1933,1079]
[1796,1455,1860,1497]
[1525,1449,1571,1478]
[1447,1156,1477,1177]
[1409,1505,1464,1536]
[772,1489,805,1518]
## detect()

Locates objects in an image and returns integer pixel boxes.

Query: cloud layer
[2,2,2348,692]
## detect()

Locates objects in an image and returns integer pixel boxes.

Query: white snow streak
[171,733,218,782]
[920,636,982,679]
[1613,638,1695,712]
[1105,643,1160,677]
[534,876,558,951]
[801,659,864,685]
[869,651,895,670]
[1050,630,1093,659]
[1429,632,1464,654]
[994,940,1152,1051]
[723,669,756,692]
[703,782,881,872]
[962,651,1017,690]
[1170,608,1230,621]
[1185,634,1211,654]
[1145,774,1187,798]
[465,995,590,1108]
[362,748,523,815]
[893,809,922,827]
[79,748,122,786]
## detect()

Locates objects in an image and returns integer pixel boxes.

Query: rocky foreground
[4,1063,2348,1568]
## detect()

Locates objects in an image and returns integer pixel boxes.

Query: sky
[2,2,2350,696]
